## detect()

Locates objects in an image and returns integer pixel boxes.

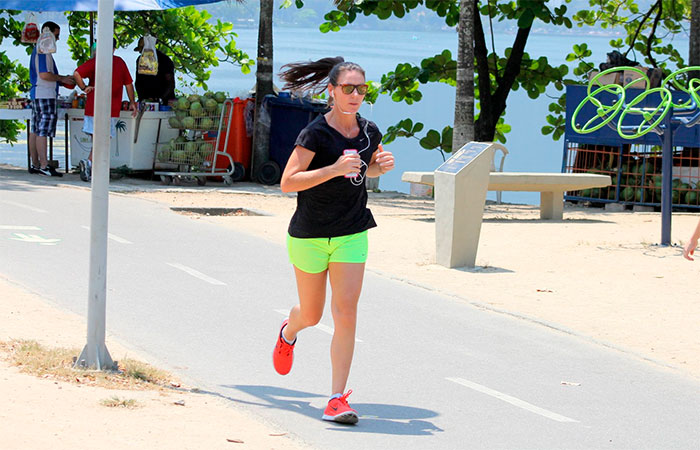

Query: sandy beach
[1,166,699,448]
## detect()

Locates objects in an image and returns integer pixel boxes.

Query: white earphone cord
[332,97,372,186]
[350,120,371,186]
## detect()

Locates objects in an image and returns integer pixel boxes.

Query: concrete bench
[401,171,612,219]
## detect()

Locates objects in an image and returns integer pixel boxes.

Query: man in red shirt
[73,38,137,182]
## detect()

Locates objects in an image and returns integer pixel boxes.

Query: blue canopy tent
[9,0,228,370]
[3,0,222,10]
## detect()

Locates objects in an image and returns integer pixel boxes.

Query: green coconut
[204,98,218,111]
[621,186,635,202]
[199,142,211,155]
[168,117,180,128]
[176,97,189,111]
[181,117,196,129]
[157,149,171,162]
[214,91,227,103]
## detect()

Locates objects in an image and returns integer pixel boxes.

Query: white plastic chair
[489,143,509,204]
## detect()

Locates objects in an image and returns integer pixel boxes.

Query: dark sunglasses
[338,83,369,95]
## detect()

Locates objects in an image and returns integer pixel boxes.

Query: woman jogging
[272,57,395,425]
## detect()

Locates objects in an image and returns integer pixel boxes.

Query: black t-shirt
[288,114,382,239]
[135,49,176,103]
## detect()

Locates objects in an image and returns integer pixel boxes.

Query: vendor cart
[154,97,240,186]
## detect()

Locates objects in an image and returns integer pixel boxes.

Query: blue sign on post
[436,142,491,174]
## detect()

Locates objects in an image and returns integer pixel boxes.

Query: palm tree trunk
[251,0,275,181]
[452,0,475,151]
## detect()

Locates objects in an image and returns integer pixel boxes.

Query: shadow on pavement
[221,384,444,436]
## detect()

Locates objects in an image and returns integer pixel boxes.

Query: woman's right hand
[333,151,361,177]
[683,237,698,261]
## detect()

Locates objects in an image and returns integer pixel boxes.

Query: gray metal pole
[660,110,673,246]
[75,0,115,370]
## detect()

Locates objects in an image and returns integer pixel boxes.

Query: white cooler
[69,110,178,170]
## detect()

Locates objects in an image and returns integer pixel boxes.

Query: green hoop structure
[663,67,700,109]
[573,65,700,139]
[571,84,625,134]
[617,87,673,139]
[587,66,649,96]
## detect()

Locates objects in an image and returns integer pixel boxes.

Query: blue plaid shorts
[31,98,58,137]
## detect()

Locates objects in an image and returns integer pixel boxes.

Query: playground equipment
[570,66,700,245]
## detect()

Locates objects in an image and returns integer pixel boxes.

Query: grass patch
[0,339,174,391]
[100,396,140,409]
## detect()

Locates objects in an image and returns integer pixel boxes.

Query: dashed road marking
[167,262,226,286]
[447,377,579,423]
[81,226,133,244]
[9,233,60,245]
[1,201,47,213]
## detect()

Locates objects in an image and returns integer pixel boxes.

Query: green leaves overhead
[114,8,252,89]
[0,10,28,143]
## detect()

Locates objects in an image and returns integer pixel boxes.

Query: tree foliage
[0,7,253,143]
[0,10,30,143]
[546,0,692,141]
[290,0,691,157]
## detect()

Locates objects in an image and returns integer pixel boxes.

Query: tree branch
[473,0,492,109]
[646,0,663,68]
[486,0,498,83]
[493,25,531,106]
[623,0,660,59]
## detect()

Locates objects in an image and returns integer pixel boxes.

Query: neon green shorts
[287,230,369,274]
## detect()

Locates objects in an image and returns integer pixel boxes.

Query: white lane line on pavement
[446,377,579,423]
[167,263,226,286]
[9,233,60,245]
[0,225,41,230]
[274,309,363,343]
[1,200,48,213]
[81,226,133,244]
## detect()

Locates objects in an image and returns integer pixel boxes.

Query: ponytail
[279,56,365,95]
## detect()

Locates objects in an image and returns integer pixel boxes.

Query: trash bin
[263,94,328,183]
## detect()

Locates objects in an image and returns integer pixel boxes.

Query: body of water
[1,24,690,203]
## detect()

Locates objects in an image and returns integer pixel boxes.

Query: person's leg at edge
[28,132,39,168]
[327,262,365,395]
[36,135,48,169]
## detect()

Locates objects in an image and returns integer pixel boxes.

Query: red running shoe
[322,390,358,424]
[273,319,295,375]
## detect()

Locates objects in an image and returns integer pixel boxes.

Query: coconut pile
[168,91,228,131]
[157,91,229,167]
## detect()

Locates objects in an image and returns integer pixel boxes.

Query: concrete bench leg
[540,191,564,220]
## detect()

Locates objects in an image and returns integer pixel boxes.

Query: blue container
[265,94,329,175]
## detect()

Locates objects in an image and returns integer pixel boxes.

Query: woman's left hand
[375,146,395,174]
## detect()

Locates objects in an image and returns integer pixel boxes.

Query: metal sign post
[75,0,115,370]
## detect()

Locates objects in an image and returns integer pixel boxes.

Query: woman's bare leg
[283,266,327,341]
[327,262,365,394]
